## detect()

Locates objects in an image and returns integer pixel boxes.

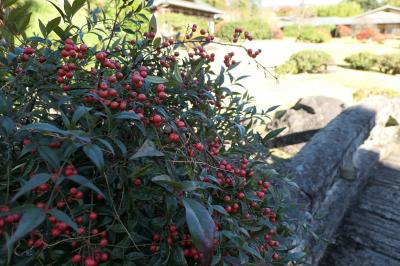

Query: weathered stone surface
[320,154,400,265]
[285,97,399,265]
[288,105,376,203]
[269,96,346,153]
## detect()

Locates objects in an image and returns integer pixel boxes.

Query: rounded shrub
[0,1,301,265]
[297,27,331,43]
[276,50,333,75]
[344,52,379,71]
[378,54,400,75]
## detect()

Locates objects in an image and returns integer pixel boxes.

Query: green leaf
[151,175,182,191]
[83,144,104,171]
[67,175,105,198]
[72,105,91,124]
[113,111,140,121]
[38,19,47,37]
[4,0,18,8]
[266,105,280,113]
[11,174,51,202]
[96,138,115,156]
[171,247,188,266]
[173,63,183,84]
[64,0,72,18]
[182,198,214,265]
[47,1,67,21]
[45,16,61,35]
[149,14,157,33]
[264,127,285,140]
[21,123,65,134]
[7,207,45,249]
[38,146,60,168]
[181,181,220,192]
[71,0,86,16]
[215,66,225,86]
[48,209,78,232]
[130,139,164,160]
[145,75,168,84]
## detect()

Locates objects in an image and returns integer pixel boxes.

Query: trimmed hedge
[345,52,400,75]
[215,19,272,40]
[344,52,379,71]
[297,27,332,43]
[276,50,333,75]
[283,26,333,43]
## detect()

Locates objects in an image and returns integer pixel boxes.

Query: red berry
[152,114,162,124]
[108,75,117,83]
[71,254,81,264]
[89,212,97,221]
[132,178,142,187]
[84,257,97,266]
[238,192,245,199]
[149,244,158,253]
[152,233,160,241]
[137,93,147,102]
[51,227,62,237]
[99,238,108,247]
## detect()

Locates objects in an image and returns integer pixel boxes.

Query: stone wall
[286,97,400,265]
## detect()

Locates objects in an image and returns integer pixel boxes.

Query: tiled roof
[151,0,224,15]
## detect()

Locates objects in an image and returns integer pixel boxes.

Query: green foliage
[378,54,400,74]
[276,50,333,75]
[345,52,400,74]
[0,0,300,265]
[344,52,379,70]
[344,0,380,10]
[297,27,332,43]
[283,26,300,38]
[353,87,400,101]
[313,2,363,17]
[215,19,272,41]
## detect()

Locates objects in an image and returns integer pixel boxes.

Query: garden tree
[0,0,302,265]
[383,0,400,6]
[344,0,380,10]
[313,2,363,17]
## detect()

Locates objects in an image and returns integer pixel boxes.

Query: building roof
[279,5,400,27]
[354,5,400,19]
[151,0,224,15]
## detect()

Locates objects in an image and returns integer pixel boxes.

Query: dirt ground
[209,38,400,111]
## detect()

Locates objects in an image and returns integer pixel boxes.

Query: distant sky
[261,0,342,7]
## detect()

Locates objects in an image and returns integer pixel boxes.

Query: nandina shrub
[0,1,302,265]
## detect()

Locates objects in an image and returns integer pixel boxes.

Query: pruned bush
[0,0,301,265]
[355,28,380,41]
[336,25,352,37]
[345,52,400,75]
[353,87,400,101]
[276,50,333,75]
[344,52,379,71]
[378,54,400,75]
[297,27,332,43]
[215,19,272,41]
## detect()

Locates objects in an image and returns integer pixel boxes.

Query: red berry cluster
[232,28,254,43]
[223,52,235,67]
[60,38,87,59]
[20,47,35,61]
[247,48,262,58]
